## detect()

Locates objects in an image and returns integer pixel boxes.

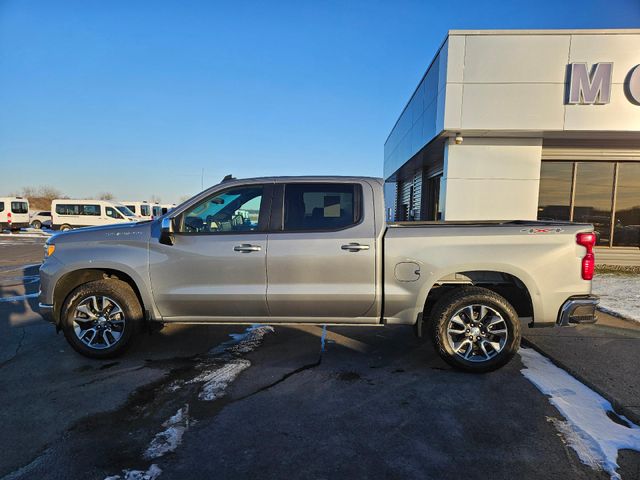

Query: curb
[521,337,640,426]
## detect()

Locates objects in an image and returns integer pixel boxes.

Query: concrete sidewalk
[524,312,640,424]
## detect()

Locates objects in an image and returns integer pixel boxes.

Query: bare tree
[8,185,65,210]
[150,194,162,203]
[98,192,114,200]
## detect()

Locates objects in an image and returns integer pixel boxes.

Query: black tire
[61,279,143,359]
[31,220,42,229]
[60,224,72,231]
[430,286,520,373]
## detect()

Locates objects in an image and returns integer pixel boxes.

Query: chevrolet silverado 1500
[39,176,599,372]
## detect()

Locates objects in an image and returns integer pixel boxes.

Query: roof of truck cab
[218,175,384,185]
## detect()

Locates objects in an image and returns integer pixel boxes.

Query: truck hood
[48,221,153,245]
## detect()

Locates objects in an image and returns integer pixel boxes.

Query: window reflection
[537,162,572,221]
[613,163,640,247]
[573,163,614,247]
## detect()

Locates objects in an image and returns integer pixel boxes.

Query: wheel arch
[52,268,149,327]
[416,269,537,336]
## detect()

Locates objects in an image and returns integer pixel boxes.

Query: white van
[0,197,30,231]
[51,199,138,231]
[122,201,153,220]
[160,203,176,215]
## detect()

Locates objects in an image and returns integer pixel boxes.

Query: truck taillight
[7,212,11,224]
[576,232,596,280]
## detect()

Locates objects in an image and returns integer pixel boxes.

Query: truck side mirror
[160,217,175,245]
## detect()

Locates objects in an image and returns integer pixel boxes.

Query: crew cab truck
[38,176,599,372]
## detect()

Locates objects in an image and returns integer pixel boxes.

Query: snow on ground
[103,325,276,479]
[144,406,192,460]
[104,464,162,480]
[592,273,640,322]
[520,348,640,480]
[189,358,251,401]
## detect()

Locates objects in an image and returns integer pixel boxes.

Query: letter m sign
[567,63,613,105]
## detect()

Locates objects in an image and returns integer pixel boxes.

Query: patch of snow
[104,464,162,480]
[520,348,640,480]
[209,324,275,355]
[189,358,251,401]
[0,292,38,303]
[144,405,192,460]
[592,273,640,322]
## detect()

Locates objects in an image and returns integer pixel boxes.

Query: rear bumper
[556,295,599,326]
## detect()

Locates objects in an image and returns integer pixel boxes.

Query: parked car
[0,197,30,231]
[39,176,598,372]
[30,210,52,229]
[50,199,137,231]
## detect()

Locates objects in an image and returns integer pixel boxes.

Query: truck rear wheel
[61,279,142,359]
[60,224,72,231]
[430,286,520,373]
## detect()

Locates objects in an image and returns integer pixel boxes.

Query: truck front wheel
[61,279,142,359]
[430,286,520,373]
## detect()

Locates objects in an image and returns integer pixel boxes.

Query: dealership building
[384,29,640,265]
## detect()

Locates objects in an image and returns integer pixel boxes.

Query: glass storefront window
[573,163,614,247]
[537,162,573,221]
[613,163,640,247]
[537,160,640,248]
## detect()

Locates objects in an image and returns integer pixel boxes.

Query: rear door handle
[341,243,370,252]
[234,244,262,253]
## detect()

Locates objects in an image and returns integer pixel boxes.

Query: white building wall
[443,30,640,132]
[442,138,543,220]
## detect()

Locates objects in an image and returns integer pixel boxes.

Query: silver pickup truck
[38,176,598,372]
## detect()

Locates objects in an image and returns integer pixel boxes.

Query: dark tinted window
[0,202,4,212]
[55,204,101,216]
[105,206,123,219]
[613,163,640,247]
[140,205,150,216]
[283,183,359,231]
[537,162,573,221]
[181,185,263,233]
[573,163,614,246]
[11,202,28,214]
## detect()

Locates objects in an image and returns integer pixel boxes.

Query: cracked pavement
[1,241,639,479]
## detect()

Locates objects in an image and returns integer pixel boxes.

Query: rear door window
[11,202,28,214]
[0,202,4,212]
[283,183,360,231]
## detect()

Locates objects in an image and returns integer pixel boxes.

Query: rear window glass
[11,202,28,214]
[283,183,360,231]
[0,202,4,212]
[140,205,150,216]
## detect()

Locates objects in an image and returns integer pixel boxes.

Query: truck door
[149,183,272,319]
[266,182,377,320]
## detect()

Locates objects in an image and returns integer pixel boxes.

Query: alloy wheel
[445,304,508,363]
[72,295,126,350]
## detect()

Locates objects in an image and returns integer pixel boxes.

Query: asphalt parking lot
[1,237,639,480]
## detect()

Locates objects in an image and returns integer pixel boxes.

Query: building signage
[567,62,640,105]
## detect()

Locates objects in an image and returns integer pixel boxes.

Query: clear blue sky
[1,0,639,203]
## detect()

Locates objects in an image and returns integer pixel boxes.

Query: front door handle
[234,244,262,253]
[341,243,370,252]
